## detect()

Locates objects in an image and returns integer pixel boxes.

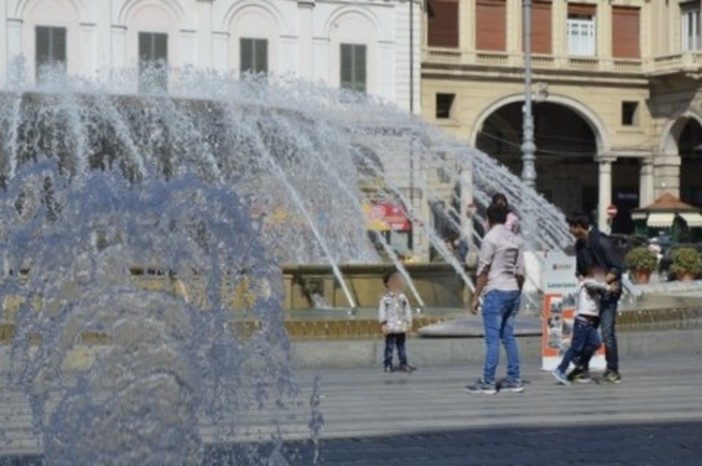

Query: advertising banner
[363,201,412,232]
[541,252,605,371]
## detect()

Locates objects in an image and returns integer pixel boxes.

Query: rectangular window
[567,4,597,57]
[138,32,168,92]
[240,38,268,75]
[681,2,701,52]
[436,93,455,119]
[622,101,639,126]
[612,7,640,59]
[35,26,67,82]
[427,0,459,48]
[340,44,367,93]
[528,0,552,55]
[476,0,506,52]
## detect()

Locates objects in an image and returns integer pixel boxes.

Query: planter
[670,247,702,283]
[633,270,652,285]
[624,247,657,285]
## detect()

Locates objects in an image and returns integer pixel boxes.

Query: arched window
[121,0,183,92]
[227,4,279,76]
[328,10,378,94]
[19,0,81,83]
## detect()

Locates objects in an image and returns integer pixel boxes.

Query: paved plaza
[1,351,700,465]
[295,353,702,465]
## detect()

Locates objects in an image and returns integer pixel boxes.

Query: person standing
[378,270,416,373]
[566,213,623,384]
[467,203,526,395]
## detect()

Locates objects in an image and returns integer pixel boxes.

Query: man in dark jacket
[566,213,623,384]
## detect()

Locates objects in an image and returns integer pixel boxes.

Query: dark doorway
[678,118,702,208]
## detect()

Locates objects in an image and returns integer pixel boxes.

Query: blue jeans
[580,293,619,372]
[481,290,521,384]
[558,317,601,373]
[384,333,407,367]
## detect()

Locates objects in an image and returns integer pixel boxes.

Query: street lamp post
[521,0,537,189]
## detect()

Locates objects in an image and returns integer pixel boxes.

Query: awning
[646,212,675,228]
[679,212,702,227]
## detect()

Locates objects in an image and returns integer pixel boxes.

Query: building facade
[423,0,702,233]
[0,0,420,112]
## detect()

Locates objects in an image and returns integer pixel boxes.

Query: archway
[475,100,639,230]
[476,101,599,215]
[677,118,702,208]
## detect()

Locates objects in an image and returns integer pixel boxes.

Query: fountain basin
[282,262,474,310]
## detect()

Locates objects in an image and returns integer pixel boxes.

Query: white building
[0,0,420,112]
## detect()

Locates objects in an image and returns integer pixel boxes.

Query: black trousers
[384,333,407,367]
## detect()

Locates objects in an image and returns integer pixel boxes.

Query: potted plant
[624,246,658,285]
[670,247,702,281]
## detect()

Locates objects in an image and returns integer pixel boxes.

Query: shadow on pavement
[2,420,701,465]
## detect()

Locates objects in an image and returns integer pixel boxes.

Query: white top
[378,292,413,334]
[477,224,525,293]
[576,278,609,317]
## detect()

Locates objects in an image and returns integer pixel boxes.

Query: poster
[541,252,606,371]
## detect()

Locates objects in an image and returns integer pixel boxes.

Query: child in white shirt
[378,270,415,373]
[552,275,609,385]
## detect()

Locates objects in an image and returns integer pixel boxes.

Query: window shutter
[568,3,596,17]
[36,27,51,64]
[476,0,506,51]
[340,44,353,88]
[530,1,552,54]
[154,33,168,63]
[255,40,268,73]
[612,7,640,58]
[53,28,67,63]
[354,45,367,92]
[427,0,459,48]
[240,38,253,73]
[139,32,150,61]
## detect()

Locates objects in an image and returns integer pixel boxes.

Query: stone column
[552,0,567,58]
[0,3,7,88]
[211,31,229,73]
[639,159,655,207]
[653,153,681,199]
[196,0,213,68]
[463,0,476,52]
[180,30,197,68]
[6,18,23,83]
[597,0,612,62]
[111,25,127,69]
[298,0,315,78]
[597,156,615,232]
[79,23,97,78]
[506,0,521,57]
[94,0,112,75]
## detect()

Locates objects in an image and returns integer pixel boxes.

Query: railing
[423,48,702,76]
[649,52,702,74]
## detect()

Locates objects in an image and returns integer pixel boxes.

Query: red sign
[364,202,412,232]
[606,204,618,218]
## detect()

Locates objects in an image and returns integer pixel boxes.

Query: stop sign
[606,204,618,218]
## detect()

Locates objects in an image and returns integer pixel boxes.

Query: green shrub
[623,246,657,273]
[670,247,702,278]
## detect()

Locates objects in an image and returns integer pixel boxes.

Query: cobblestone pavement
[1,354,701,465]
[314,421,702,466]
[294,354,702,465]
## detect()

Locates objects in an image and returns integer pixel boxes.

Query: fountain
[0,67,581,463]
[0,162,309,464]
